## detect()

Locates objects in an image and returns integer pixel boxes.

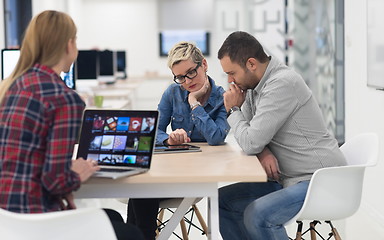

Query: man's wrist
[227,106,241,118]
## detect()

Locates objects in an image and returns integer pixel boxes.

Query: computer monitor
[76,50,99,80]
[116,51,127,79]
[1,49,20,80]
[98,50,116,83]
[1,48,75,89]
[60,63,76,90]
[159,30,210,57]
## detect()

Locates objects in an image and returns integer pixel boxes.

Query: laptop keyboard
[100,168,133,173]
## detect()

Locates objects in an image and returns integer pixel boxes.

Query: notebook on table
[76,109,159,179]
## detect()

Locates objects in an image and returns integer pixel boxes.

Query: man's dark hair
[218,31,269,68]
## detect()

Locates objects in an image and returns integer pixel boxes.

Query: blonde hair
[0,10,77,104]
[167,42,204,69]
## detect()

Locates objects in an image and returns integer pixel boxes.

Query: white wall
[31,0,225,83]
[29,0,287,88]
[77,0,161,78]
[32,0,164,78]
[344,0,384,236]
[32,0,67,12]
[159,0,213,30]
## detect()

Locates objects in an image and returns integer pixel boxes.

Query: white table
[74,138,267,239]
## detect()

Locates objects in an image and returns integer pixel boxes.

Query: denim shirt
[156,76,230,145]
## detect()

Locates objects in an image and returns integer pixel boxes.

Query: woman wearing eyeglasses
[127,42,230,239]
[156,41,230,146]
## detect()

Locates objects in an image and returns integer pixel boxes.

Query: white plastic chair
[285,133,379,240]
[0,207,117,240]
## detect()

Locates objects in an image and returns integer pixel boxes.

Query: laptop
[76,109,159,179]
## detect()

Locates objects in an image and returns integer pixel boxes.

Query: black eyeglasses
[173,62,201,84]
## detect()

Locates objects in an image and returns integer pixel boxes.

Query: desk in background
[74,137,267,240]
[76,79,142,109]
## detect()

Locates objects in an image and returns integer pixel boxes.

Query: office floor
[77,78,384,240]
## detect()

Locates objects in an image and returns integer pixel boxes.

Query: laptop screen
[76,109,158,169]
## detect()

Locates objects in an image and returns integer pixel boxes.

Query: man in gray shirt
[218,31,346,240]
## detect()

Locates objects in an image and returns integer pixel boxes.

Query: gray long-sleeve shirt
[227,57,346,187]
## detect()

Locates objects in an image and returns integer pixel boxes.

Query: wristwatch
[227,106,240,118]
[190,101,201,110]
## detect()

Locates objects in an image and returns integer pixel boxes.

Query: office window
[217,0,345,143]
[3,0,32,48]
[287,0,345,143]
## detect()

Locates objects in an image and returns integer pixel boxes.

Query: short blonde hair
[167,42,204,69]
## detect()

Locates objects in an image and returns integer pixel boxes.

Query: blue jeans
[219,181,309,240]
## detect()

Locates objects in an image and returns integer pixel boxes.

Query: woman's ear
[202,58,208,72]
[66,40,72,54]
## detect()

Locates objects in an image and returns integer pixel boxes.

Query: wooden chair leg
[180,218,189,240]
[310,221,317,240]
[332,228,342,240]
[156,208,165,236]
[156,204,208,240]
[326,221,342,240]
[295,221,303,240]
[192,204,208,236]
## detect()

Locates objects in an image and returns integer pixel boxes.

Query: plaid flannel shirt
[0,64,85,213]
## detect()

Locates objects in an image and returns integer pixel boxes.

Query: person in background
[0,10,143,240]
[217,31,346,240]
[127,41,230,239]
